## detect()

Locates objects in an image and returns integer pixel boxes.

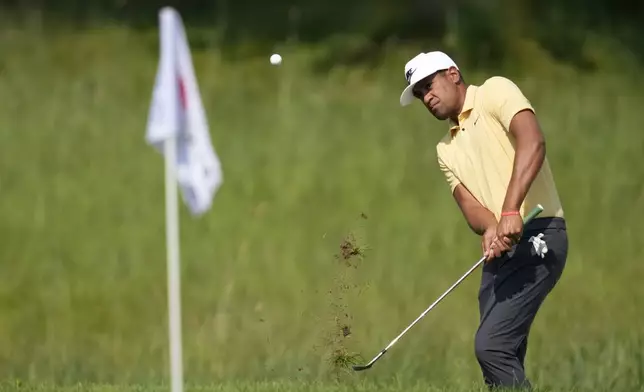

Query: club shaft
[379,256,485,353]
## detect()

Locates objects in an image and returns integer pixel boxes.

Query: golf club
[352,204,545,372]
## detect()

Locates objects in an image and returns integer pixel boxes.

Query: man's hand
[496,213,524,248]
[482,225,502,262]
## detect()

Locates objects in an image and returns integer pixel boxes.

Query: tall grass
[0,24,643,391]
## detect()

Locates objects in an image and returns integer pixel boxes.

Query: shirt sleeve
[483,76,535,131]
[437,153,460,193]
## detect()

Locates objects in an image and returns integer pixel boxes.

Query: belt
[524,216,566,232]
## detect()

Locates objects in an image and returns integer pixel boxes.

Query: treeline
[3,0,643,69]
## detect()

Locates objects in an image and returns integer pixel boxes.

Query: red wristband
[501,211,520,217]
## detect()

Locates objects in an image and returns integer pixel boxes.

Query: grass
[0,380,598,392]
[0,21,643,392]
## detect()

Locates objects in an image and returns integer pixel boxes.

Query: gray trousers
[475,217,568,390]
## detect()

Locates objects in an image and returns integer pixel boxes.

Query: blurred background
[0,0,643,391]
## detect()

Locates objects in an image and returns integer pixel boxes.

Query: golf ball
[270,53,282,65]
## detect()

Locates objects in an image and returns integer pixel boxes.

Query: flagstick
[164,134,183,392]
[151,8,221,392]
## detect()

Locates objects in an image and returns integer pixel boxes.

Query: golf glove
[528,233,548,258]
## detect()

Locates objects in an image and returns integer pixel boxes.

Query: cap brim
[400,84,415,106]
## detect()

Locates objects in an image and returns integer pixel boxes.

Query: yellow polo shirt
[436,76,564,221]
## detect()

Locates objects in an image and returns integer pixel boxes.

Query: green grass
[0,22,643,392]
[0,380,603,392]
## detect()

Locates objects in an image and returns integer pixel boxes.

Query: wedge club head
[352,350,386,371]
[352,364,372,371]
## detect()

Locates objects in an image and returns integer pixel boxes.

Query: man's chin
[427,108,448,121]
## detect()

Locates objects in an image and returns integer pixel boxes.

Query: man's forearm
[454,185,498,235]
[465,205,498,236]
[503,139,545,211]
[503,115,546,212]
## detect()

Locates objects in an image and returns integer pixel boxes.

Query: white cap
[399,51,459,106]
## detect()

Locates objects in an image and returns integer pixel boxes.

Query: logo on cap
[405,68,415,84]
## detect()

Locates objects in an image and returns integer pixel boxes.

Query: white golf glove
[528,233,548,258]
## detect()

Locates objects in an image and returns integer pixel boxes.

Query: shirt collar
[448,84,478,136]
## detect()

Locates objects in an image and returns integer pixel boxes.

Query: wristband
[501,211,520,217]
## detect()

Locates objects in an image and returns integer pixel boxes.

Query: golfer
[400,51,568,389]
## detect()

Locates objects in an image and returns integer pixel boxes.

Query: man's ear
[446,67,461,84]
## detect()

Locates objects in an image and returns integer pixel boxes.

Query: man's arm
[437,151,497,235]
[501,110,546,213]
[438,146,505,260]
[484,76,546,246]
[453,184,504,260]
[484,76,545,213]
[453,183,497,236]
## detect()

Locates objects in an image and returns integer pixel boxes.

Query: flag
[146,6,223,215]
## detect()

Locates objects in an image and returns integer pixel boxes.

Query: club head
[352,350,385,372]
[352,364,372,371]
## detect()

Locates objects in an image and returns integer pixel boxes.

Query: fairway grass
[0,24,643,392]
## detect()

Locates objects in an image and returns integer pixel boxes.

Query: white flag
[146,7,223,215]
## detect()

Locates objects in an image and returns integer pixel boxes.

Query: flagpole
[164,134,183,392]
[149,9,222,392]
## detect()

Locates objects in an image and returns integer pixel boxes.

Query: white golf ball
[270,53,282,65]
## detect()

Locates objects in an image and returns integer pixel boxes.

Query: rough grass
[2,380,629,392]
[0,23,643,392]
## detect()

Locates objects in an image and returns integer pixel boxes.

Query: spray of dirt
[320,212,370,381]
